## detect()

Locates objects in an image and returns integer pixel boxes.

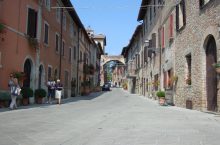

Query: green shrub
[34,89,47,98]
[0,23,4,32]
[0,92,11,101]
[21,87,34,98]
[156,91,165,98]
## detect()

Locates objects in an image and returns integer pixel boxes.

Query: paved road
[0,88,220,145]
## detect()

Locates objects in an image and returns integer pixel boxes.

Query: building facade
[123,0,220,112]
[0,0,104,103]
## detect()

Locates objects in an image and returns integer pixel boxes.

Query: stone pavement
[0,88,220,145]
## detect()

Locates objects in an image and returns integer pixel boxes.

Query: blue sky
[71,0,141,55]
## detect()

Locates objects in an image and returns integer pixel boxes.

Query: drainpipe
[76,27,80,96]
[35,0,43,90]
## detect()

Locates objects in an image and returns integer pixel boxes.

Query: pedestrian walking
[47,78,54,104]
[8,74,21,109]
[55,79,63,105]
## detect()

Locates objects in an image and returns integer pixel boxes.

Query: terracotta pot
[0,100,5,108]
[159,97,165,105]
[22,98,29,106]
[36,97,43,104]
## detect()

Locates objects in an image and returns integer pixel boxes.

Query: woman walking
[55,79,63,105]
[8,74,20,109]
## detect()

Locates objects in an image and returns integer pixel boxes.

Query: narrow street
[0,88,220,145]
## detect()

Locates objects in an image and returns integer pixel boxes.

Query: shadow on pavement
[0,91,106,113]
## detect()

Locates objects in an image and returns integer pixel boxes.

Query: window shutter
[176,5,179,31]
[169,14,173,38]
[27,8,37,38]
[152,33,156,48]
[182,0,186,26]
[161,27,165,48]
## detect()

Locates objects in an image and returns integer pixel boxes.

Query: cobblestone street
[0,88,220,145]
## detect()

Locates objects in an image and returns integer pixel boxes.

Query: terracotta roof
[137,0,150,21]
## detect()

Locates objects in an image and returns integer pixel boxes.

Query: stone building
[174,0,220,112]
[123,0,220,112]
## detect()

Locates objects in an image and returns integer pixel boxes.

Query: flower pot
[22,98,29,106]
[159,97,165,105]
[36,97,43,104]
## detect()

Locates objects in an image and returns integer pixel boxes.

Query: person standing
[8,74,20,109]
[55,79,63,105]
[47,78,53,104]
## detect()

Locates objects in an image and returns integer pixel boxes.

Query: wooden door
[206,36,217,111]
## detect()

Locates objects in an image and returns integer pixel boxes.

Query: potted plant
[20,87,33,105]
[81,81,90,95]
[0,23,4,33]
[213,62,220,73]
[156,91,166,105]
[34,89,47,104]
[12,71,26,84]
[0,92,11,108]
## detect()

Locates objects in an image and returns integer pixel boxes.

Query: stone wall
[174,0,220,111]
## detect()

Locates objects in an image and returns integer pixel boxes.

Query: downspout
[76,27,80,96]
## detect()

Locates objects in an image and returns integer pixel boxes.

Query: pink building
[0,0,85,101]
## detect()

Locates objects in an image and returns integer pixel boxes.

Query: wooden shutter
[161,27,165,48]
[27,8,37,38]
[152,33,156,48]
[169,14,173,38]
[182,0,186,26]
[176,4,179,30]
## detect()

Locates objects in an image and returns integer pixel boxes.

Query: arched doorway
[38,65,43,89]
[23,59,32,88]
[205,35,217,111]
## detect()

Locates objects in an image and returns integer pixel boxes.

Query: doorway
[205,35,217,111]
[23,59,32,88]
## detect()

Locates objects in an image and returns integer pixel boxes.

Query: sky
[71,0,142,55]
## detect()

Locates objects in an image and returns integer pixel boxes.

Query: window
[48,66,52,80]
[44,22,49,44]
[56,4,61,23]
[64,71,69,87]
[27,8,37,38]
[73,46,76,60]
[69,48,72,62]
[54,68,58,80]
[186,54,192,85]
[169,14,174,38]
[154,0,156,15]
[70,22,74,37]
[45,0,50,11]
[80,51,82,61]
[62,40,65,56]
[55,33,59,52]
[176,0,186,31]
[200,0,212,8]
[154,74,159,91]
[63,14,66,31]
